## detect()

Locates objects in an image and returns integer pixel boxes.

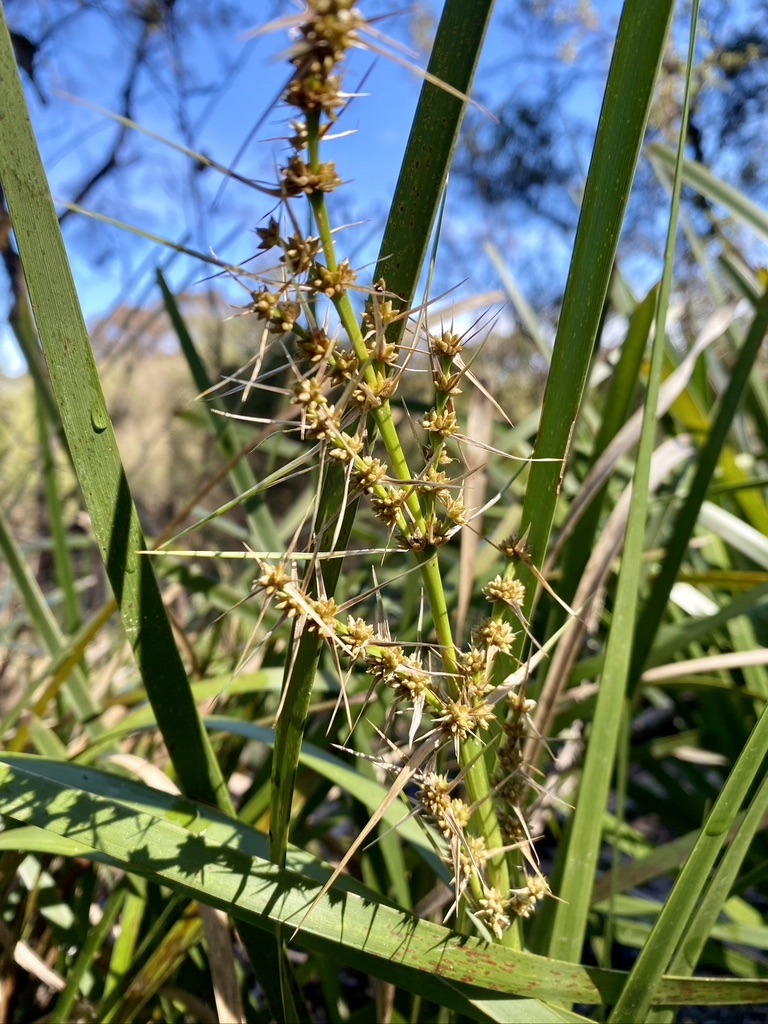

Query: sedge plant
[3,0,768,1020]
[233,0,551,946]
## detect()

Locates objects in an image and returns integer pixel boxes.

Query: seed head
[433,369,462,396]
[477,887,511,940]
[418,772,453,821]
[306,596,339,635]
[391,661,431,704]
[366,644,406,685]
[328,430,364,463]
[482,575,526,608]
[255,561,291,597]
[458,833,487,878]
[293,1,364,69]
[422,406,459,438]
[256,217,282,251]
[329,347,359,384]
[312,259,357,298]
[365,333,398,366]
[298,327,333,364]
[362,280,400,332]
[370,487,407,526]
[353,455,388,493]
[352,371,397,410]
[285,72,345,117]
[283,233,321,276]
[440,496,468,526]
[508,877,550,919]
[282,156,342,197]
[500,534,534,563]
[430,330,464,360]
[440,699,494,750]
[422,468,452,502]
[508,691,537,717]
[460,647,487,678]
[292,377,327,409]
[304,402,341,441]
[344,615,375,657]
[475,618,517,654]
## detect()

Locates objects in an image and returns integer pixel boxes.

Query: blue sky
[3,0,718,376]
[0,1,628,370]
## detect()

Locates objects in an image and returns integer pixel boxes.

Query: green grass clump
[1,1,768,1022]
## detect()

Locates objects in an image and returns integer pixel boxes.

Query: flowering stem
[264,14,536,943]
[305,114,513,925]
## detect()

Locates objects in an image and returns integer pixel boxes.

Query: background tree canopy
[3,0,766,328]
[453,1,768,301]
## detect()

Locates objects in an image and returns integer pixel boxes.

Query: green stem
[307,111,338,274]
[303,99,512,937]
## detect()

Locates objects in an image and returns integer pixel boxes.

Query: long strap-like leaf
[374,1,495,334]
[514,0,675,630]
[0,7,231,814]
[3,753,766,1014]
[628,288,768,690]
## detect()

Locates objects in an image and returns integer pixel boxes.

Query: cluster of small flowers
[253,551,548,929]
[242,1,550,938]
[476,877,550,941]
[243,3,361,346]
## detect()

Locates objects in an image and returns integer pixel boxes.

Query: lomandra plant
[3,0,768,1021]
[240,0,550,943]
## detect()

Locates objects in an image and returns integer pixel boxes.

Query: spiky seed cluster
[500,534,534,564]
[256,218,282,251]
[423,468,452,501]
[366,334,398,367]
[494,687,538,845]
[352,370,397,410]
[283,233,321,275]
[477,887,512,941]
[362,280,400,333]
[240,1,552,943]
[327,430,363,463]
[365,644,406,685]
[460,646,487,678]
[292,2,363,70]
[353,455,388,493]
[475,617,517,654]
[253,561,304,619]
[282,156,342,198]
[297,327,333,364]
[306,596,339,636]
[418,772,453,823]
[440,698,495,758]
[249,288,301,331]
[345,615,375,657]
[418,774,470,839]
[329,348,359,384]
[509,876,550,919]
[482,574,526,608]
[433,369,462,396]
[391,663,431,706]
[251,552,544,932]
[415,764,548,935]
[313,259,357,298]
[422,407,459,438]
[431,330,464,359]
[285,1,363,119]
[441,496,468,525]
[370,487,407,526]
[256,561,291,596]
